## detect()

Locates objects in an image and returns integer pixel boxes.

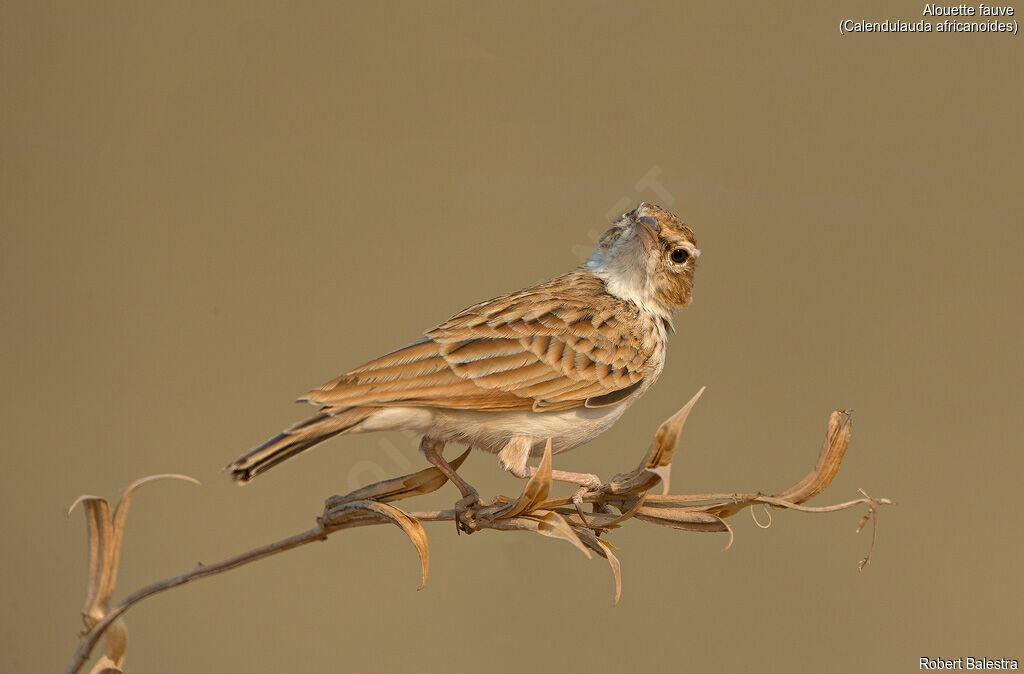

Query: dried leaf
[85,614,128,673]
[576,529,623,605]
[327,448,471,507]
[88,657,122,674]
[526,510,591,558]
[598,494,648,529]
[549,509,629,531]
[492,510,591,558]
[558,494,648,529]
[640,386,705,494]
[775,410,852,505]
[326,500,430,589]
[634,506,730,533]
[548,510,626,528]
[103,620,127,666]
[596,539,622,605]
[606,467,659,496]
[106,475,199,604]
[607,387,705,497]
[67,494,107,518]
[68,475,199,632]
[719,519,736,552]
[69,496,113,630]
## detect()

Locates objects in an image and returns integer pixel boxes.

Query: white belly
[432,404,632,456]
[354,400,634,456]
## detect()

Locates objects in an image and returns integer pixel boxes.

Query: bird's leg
[549,468,603,527]
[420,437,479,534]
[507,463,603,529]
[500,436,603,527]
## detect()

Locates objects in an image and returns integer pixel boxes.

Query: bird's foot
[454,489,481,535]
[570,474,604,529]
[571,487,592,527]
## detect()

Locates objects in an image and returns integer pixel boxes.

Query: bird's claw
[454,490,481,535]
[564,473,604,529]
[571,483,601,529]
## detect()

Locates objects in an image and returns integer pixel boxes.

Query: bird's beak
[633,216,659,250]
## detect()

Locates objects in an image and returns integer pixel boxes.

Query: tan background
[2,2,1021,672]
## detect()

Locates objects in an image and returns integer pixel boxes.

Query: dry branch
[64,390,891,674]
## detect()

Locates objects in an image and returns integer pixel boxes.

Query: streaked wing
[300,272,654,412]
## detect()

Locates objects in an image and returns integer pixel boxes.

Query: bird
[226,202,699,531]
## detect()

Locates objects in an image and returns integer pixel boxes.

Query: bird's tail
[226,408,374,483]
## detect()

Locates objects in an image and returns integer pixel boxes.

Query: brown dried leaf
[88,657,122,674]
[551,510,624,530]
[576,529,623,605]
[327,448,471,507]
[107,474,199,602]
[527,510,591,558]
[608,387,705,496]
[492,510,591,558]
[596,539,622,605]
[494,440,552,519]
[102,620,127,668]
[599,494,648,529]
[327,500,430,589]
[634,505,730,533]
[69,475,199,633]
[775,410,851,505]
[68,496,113,630]
[640,386,705,494]
[606,467,659,496]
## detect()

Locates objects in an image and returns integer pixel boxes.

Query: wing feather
[300,272,658,412]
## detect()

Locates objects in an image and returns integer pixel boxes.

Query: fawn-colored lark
[227,203,699,530]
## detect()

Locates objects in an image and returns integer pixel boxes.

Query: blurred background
[2,2,1021,672]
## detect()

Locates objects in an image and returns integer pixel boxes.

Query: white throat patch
[585,244,670,319]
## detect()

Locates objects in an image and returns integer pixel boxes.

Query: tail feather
[227,408,374,483]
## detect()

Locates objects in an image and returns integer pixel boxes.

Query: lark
[227,203,699,530]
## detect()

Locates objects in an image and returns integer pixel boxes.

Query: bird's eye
[670,248,690,263]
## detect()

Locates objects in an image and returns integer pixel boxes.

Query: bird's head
[585,203,699,318]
